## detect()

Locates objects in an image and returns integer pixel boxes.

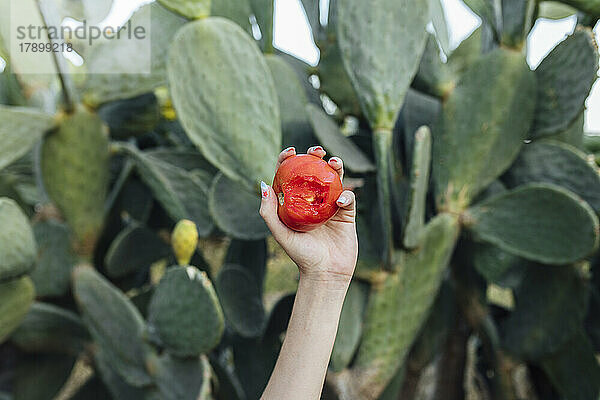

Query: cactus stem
[373,128,394,269]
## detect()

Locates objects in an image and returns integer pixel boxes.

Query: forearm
[261,272,350,400]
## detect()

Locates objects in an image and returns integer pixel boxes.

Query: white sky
[4,0,600,132]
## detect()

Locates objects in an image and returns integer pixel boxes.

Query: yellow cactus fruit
[171,220,198,266]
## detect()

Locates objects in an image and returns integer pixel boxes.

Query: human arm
[259,146,358,400]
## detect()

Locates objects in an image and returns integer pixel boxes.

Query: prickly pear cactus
[148,266,224,357]
[333,213,459,399]
[0,198,36,281]
[41,107,109,256]
[158,0,211,19]
[73,266,153,387]
[0,276,35,342]
[0,0,599,398]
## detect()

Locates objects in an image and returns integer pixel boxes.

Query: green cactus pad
[145,149,218,176]
[403,126,432,249]
[407,281,456,370]
[158,0,210,18]
[502,141,600,213]
[148,266,224,356]
[336,0,429,129]
[13,353,76,400]
[209,173,269,240]
[376,365,407,400]
[538,1,577,19]
[29,220,75,297]
[0,276,35,343]
[349,213,460,398]
[41,108,109,253]
[355,176,387,276]
[452,27,483,63]
[210,0,252,32]
[232,335,279,400]
[330,280,369,372]
[82,3,186,106]
[0,106,54,172]
[105,225,171,278]
[415,27,483,98]
[108,177,154,223]
[210,357,246,400]
[318,41,362,117]
[306,104,375,173]
[500,0,536,48]
[502,266,589,360]
[125,146,214,237]
[463,0,500,35]
[265,54,308,120]
[94,349,149,400]
[277,51,321,104]
[146,353,209,400]
[97,93,160,140]
[300,0,320,38]
[248,0,274,51]
[167,17,281,189]
[430,0,450,55]
[531,30,598,137]
[433,48,536,208]
[546,111,584,149]
[539,330,600,400]
[469,241,528,288]
[263,293,295,339]
[401,90,441,172]
[465,183,599,265]
[265,54,315,151]
[0,174,27,213]
[413,35,452,98]
[473,179,508,202]
[11,302,89,356]
[216,264,266,338]
[0,198,36,281]
[225,239,267,290]
[73,266,152,386]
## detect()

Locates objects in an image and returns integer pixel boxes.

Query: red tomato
[272,154,343,232]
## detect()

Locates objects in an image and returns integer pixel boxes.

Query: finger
[334,190,356,222]
[307,145,326,159]
[328,156,344,181]
[259,181,291,242]
[275,147,296,170]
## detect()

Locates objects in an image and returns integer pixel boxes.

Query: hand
[259,146,358,285]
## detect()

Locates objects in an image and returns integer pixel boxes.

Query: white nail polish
[337,196,347,205]
[261,181,269,198]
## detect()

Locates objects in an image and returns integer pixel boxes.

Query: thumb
[334,190,356,222]
[259,181,290,242]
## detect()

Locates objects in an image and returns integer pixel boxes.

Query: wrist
[298,270,352,292]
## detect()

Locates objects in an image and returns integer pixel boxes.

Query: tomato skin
[272,154,343,232]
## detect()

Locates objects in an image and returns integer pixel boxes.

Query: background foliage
[0,0,600,399]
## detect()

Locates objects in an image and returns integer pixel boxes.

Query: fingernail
[309,146,323,152]
[284,146,295,153]
[261,181,269,199]
[330,157,341,164]
[337,195,348,205]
